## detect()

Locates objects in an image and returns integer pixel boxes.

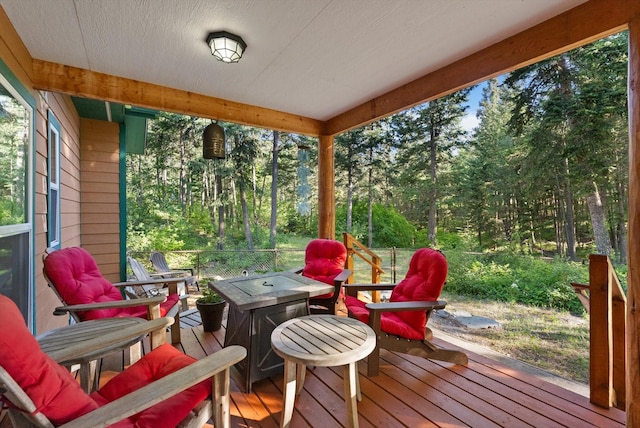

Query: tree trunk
[179,130,187,215]
[586,184,612,256]
[269,131,279,248]
[367,147,373,248]
[240,181,254,250]
[427,128,438,244]
[216,173,225,250]
[346,139,354,232]
[562,159,577,261]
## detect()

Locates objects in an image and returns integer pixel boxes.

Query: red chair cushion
[91,344,211,427]
[345,248,448,340]
[0,295,99,425]
[301,239,347,299]
[44,247,179,320]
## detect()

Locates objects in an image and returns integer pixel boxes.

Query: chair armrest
[343,282,397,297]
[163,269,193,277]
[343,283,397,291]
[333,268,352,284]
[53,296,166,316]
[46,317,174,363]
[113,277,184,288]
[366,300,447,334]
[366,300,447,313]
[58,345,247,428]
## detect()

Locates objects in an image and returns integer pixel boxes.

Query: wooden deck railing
[342,232,385,302]
[572,254,626,410]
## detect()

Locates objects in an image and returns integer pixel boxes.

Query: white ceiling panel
[0,0,587,121]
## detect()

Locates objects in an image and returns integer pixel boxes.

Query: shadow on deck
[142,309,624,428]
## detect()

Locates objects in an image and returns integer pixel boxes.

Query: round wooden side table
[271,314,376,428]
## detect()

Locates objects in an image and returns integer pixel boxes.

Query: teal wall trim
[119,124,127,282]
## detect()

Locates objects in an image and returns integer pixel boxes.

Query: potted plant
[195,286,226,332]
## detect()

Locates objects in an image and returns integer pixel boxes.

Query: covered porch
[0,0,640,424]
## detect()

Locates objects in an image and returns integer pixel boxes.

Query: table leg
[343,362,359,428]
[79,360,97,393]
[296,364,306,395]
[281,358,298,428]
[356,361,362,402]
[129,342,142,365]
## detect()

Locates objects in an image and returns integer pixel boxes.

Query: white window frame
[47,111,61,249]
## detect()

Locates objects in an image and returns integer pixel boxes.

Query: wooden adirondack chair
[344,248,468,376]
[150,251,199,291]
[128,256,189,311]
[292,239,351,315]
[43,247,184,344]
[0,294,246,428]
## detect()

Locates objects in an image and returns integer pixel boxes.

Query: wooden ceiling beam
[32,59,323,137]
[323,0,640,136]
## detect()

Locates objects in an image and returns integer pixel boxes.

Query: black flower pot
[196,300,226,332]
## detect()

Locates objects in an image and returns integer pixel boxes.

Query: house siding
[34,91,83,334]
[80,118,121,283]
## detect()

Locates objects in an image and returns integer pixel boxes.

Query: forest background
[126,32,629,383]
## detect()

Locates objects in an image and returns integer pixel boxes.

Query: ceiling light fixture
[206,31,247,63]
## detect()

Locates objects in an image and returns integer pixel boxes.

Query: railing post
[590,254,615,408]
[589,254,626,410]
[342,232,355,285]
[371,254,381,303]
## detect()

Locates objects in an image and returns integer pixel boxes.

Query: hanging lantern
[203,122,225,159]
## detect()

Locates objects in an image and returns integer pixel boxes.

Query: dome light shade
[207,31,247,63]
[203,122,225,159]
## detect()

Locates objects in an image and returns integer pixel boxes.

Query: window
[47,111,60,249]
[0,67,33,325]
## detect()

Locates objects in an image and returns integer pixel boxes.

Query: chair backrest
[301,239,347,285]
[390,248,448,329]
[43,247,124,321]
[0,295,99,426]
[150,251,171,273]
[128,256,153,281]
[127,256,163,299]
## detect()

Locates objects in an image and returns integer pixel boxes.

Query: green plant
[196,287,224,304]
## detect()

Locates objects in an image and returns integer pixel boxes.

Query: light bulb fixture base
[207,31,247,63]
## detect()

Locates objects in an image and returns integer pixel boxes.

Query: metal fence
[128,247,416,284]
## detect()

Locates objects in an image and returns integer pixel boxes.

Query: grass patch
[433,293,590,384]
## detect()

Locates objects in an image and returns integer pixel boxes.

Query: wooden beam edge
[31,59,323,137]
[0,5,34,88]
[323,0,639,136]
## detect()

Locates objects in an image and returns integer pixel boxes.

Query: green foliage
[336,201,416,247]
[445,248,589,314]
[196,286,224,304]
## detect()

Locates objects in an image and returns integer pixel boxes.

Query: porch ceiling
[2,0,586,125]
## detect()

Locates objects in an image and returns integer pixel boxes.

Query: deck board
[94,310,625,427]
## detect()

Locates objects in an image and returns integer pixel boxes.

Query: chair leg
[367,346,381,377]
[171,312,181,344]
[213,369,231,428]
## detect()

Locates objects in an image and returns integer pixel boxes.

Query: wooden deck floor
[140,310,625,428]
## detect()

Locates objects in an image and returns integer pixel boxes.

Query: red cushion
[44,247,179,320]
[345,248,448,340]
[0,295,99,425]
[301,239,347,299]
[91,344,211,427]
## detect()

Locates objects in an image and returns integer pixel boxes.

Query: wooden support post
[318,135,335,240]
[590,255,615,408]
[628,15,640,426]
